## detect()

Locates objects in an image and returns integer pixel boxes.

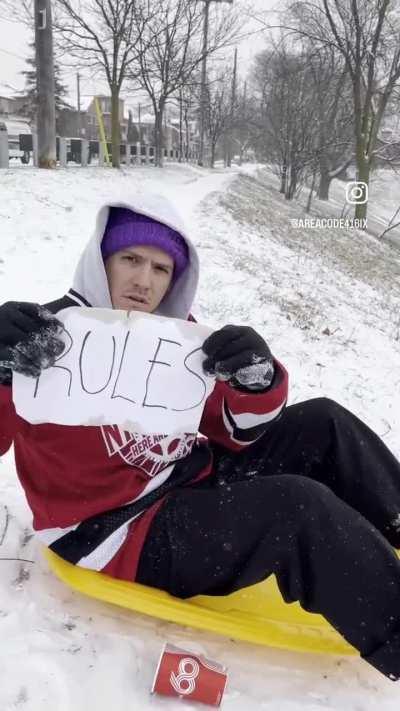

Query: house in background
[56,108,89,139]
[86,95,128,142]
[0,92,198,160]
[0,95,31,122]
[127,110,185,153]
[0,96,16,115]
[126,110,155,145]
[169,116,199,155]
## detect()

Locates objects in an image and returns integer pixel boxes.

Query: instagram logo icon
[345,181,368,205]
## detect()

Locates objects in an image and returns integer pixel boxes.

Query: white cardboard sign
[12,307,215,435]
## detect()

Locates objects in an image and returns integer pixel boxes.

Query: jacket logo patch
[100,425,195,477]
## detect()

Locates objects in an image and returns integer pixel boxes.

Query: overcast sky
[0,0,278,113]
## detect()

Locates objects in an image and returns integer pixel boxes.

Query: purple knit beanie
[101,207,189,280]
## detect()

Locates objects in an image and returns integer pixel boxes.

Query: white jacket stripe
[227,401,285,429]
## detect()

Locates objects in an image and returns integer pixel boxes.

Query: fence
[0,131,198,168]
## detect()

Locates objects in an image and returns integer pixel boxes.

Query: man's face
[105,244,174,312]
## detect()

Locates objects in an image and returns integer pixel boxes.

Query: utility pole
[34,0,56,168]
[227,48,237,168]
[179,88,183,163]
[76,72,81,138]
[138,103,141,143]
[198,0,233,167]
[239,80,247,165]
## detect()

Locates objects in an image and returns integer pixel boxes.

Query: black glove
[202,325,275,391]
[0,301,65,379]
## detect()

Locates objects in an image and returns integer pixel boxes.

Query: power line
[0,47,26,61]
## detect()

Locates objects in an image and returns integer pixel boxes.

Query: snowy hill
[0,163,400,710]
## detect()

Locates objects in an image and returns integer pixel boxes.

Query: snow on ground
[289,164,400,246]
[0,162,400,710]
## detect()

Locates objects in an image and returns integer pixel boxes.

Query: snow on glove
[202,324,275,391]
[0,301,65,379]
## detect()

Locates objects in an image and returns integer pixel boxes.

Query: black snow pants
[136,397,400,681]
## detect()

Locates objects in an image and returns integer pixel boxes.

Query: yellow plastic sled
[44,548,358,656]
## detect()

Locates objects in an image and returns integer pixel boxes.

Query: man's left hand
[202,325,275,391]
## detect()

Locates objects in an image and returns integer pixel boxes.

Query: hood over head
[71,193,199,320]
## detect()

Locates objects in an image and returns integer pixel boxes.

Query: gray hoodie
[68,192,200,320]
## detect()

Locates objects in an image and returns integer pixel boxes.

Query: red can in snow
[151,643,228,706]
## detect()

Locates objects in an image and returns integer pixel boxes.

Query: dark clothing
[137,397,400,681]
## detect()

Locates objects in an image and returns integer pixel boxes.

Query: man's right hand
[0,301,65,378]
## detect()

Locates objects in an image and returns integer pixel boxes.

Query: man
[1,193,400,682]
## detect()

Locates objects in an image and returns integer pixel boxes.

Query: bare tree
[129,0,202,167]
[306,45,354,200]
[204,70,231,167]
[252,46,320,199]
[182,78,202,162]
[230,81,258,165]
[250,39,357,202]
[378,204,400,240]
[0,0,33,23]
[53,0,153,168]
[170,75,201,162]
[130,0,240,167]
[272,0,400,222]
